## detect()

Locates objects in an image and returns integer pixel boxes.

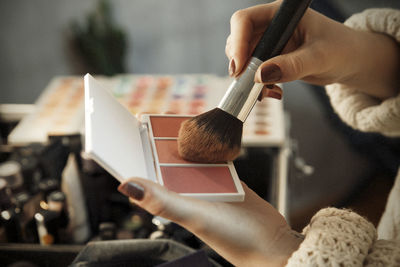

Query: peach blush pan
[149,116,188,137]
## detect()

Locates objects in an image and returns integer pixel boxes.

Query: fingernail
[268,91,282,100]
[229,58,236,76]
[260,64,282,83]
[118,182,144,200]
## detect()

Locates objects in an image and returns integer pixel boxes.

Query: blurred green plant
[70,0,127,75]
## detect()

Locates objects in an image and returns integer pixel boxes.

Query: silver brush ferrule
[218,57,264,122]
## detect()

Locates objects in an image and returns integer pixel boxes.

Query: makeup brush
[178,0,313,163]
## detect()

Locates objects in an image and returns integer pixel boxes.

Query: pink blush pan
[150,116,189,137]
[160,166,237,193]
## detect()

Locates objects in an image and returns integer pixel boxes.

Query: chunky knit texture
[287,208,376,266]
[364,239,400,266]
[287,8,400,266]
[326,9,400,137]
[378,168,400,242]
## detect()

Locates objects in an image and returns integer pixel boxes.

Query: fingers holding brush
[226,2,363,87]
[226,2,281,77]
[254,44,324,86]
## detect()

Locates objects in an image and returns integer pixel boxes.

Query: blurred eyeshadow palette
[84,74,244,201]
[8,74,285,147]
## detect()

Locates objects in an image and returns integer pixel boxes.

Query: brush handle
[218,0,312,122]
[252,0,312,61]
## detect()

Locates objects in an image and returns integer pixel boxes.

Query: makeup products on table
[243,97,285,146]
[8,77,85,145]
[8,75,284,148]
[84,74,244,202]
[111,75,223,116]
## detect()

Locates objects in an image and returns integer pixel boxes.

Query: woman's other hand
[118,178,303,267]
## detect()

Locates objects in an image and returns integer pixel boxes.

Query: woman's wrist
[249,227,304,267]
[336,28,400,100]
[275,229,304,266]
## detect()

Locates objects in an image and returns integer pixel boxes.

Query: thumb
[118,178,204,226]
[255,46,317,84]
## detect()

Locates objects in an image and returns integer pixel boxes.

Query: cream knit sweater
[286,9,400,266]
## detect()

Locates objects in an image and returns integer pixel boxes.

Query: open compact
[84,74,244,202]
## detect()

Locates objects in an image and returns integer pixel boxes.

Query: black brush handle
[252,0,313,61]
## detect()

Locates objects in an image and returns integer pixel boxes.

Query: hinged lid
[84,74,148,182]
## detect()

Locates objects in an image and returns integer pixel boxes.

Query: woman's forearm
[340,29,400,100]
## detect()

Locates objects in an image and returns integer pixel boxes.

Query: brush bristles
[177,108,243,163]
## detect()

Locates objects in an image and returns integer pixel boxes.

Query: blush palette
[84,74,244,202]
[143,115,243,199]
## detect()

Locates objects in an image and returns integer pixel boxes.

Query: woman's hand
[227,1,400,100]
[118,178,303,267]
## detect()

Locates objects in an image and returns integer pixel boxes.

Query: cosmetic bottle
[34,189,71,244]
[0,161,24,193]
[48,190,69,242]
[34,211,54,245]
[15,190,42,243]
[61,154,91,243]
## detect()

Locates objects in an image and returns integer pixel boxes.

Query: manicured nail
[118,182,144,200]
[229,58,236,76]
[260,64,282,83]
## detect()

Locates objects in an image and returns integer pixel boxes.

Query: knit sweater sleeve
[286,9,400,266]
[325,8,400,137]
[285,208,400,266]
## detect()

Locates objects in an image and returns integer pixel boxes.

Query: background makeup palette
[84,74,244,202]
[8,74,285,148]
[8,77,85,144]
